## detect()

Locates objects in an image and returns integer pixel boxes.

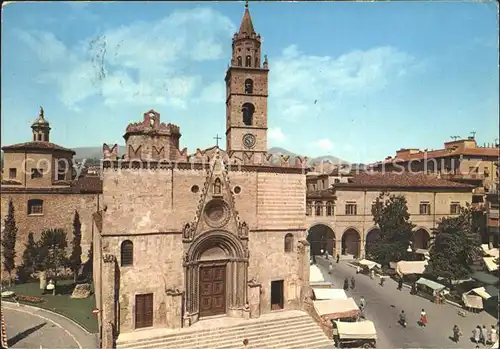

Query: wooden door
[135,293,153,329]
[199,265,226,317]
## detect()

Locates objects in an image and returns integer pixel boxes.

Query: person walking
[473,326,480,345]
[343,278,349,291]
[419,309,427,327]
[351,276,355,289]
[490,325,498,344]
[312,255,317,264]
[397,278,403,291]
[356,266,361,274]
[370,269,375,280]
[452,325,462,343]
[482,325,489,345]
[328,262,333,275]
[359,296,366,309]
[336,254,340,264]
[399,310,407,327]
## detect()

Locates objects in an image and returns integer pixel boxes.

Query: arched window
[244,79,253,94]
[326,201,334,216]
[242,103,255,126]
[245,55,252,67]
[37,133,42,141]
[237,56,242,67]
[284,233,294,253]
[306,202,312,216]
[213,178,222,195]
[27,199,43,215]
[255,57,259,68]
[121,240,133,266]
[315,201,323,216]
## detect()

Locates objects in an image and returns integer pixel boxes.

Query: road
[2,302,98,349]
[315,257,498,348]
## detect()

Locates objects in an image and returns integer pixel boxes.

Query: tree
[368,192,415,266]
[37,228,68,279]
[69,211,82,283]
[1,199,17,287]
[16,232,39,282]
[428,204,482,284]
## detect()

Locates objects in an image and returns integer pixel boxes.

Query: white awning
[333,320,377,340]
[358,259,381,270]
[310,265,325,282]
[486,248,499,258]
[467,287,492,300]
[462,293,484,309]
[492,339,499,349]
[396,260,428,276]
[312,288,348,300]
[313,298,359,317]
[483,257,499,272]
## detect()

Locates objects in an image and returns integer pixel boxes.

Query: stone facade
[306,172,474,258]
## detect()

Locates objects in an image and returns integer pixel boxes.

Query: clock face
[243,134,256,149]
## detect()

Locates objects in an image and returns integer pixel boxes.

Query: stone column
[101,254,117,349]
[247,279,261,319]
[166,288,183,329]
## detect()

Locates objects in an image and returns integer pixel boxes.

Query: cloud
[269,44,418,122]
[17,8,236,110]
[313,138,334,152]
[268,127,286,144]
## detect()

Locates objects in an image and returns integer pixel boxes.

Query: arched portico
[341,228,361,258]
[365,228,381,257]
[412,228,430,250]
[184,230,248,325]
[307,224,336,257]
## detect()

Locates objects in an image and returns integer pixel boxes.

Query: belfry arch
[184,230,248,325]
[307,224,336,257]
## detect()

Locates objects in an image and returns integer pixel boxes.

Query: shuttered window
[121,240,133,266]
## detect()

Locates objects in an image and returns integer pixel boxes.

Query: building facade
[305,171,474,258]
[93,5,310,345]
[0,108,102,275]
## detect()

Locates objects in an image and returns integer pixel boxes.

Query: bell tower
[225,1,269,157]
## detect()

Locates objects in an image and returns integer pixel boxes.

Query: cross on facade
[214,134,222,147]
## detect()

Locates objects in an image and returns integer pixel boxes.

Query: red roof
[1,141,75,154]
[334,172,474,189]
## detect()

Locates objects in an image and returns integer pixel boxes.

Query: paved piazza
[316,257,497,348]
[2,302,98,349]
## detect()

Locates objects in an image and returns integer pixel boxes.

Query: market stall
[332,320,377,348]
[313,297,360,322]
[483,257,499,272]
[312,288,348,300]
[396,261,428,277]
[358,259,381,273]
[415,277,448,303]
[462,293,484,311]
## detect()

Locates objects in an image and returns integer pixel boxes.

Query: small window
[233,186,241,194]
[237,56,242,67]
[37,133,42,141]
[244,79,253,94]
[57,164,66,181]
[450,202,460,215]
[306,202,312,216]
[9,168,17,179]
[326,201,334,216]
[245,55,252,67]
[419,202,431,215]
[345,202,357,216]
[284,233,294,253]
[31,168,43,179]
[27,199,43,215]
[255,57,259,68]
[242,103,255,126]
[315,201,323,216]
[121,240,134,266]
[334,178,340,184]
[484,167,489,177]
[213,178,222,195]
[191,185,199,193]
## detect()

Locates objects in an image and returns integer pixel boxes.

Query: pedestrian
[491,325,498,344]
[359,296,366,309]
[482,325,488,345]
[379,275,385,286]
[452,324,461,343]
[419,309,427,327]
[410,282,417,295]
[473,326,480,345]
[356,266,361,274]
[351,276,355,289]
[343,278,349,291]
[370,269,375,280]
[336,254,340,264]
[312,255,317,264]
[328,262,333,275]
[398,278,403,291]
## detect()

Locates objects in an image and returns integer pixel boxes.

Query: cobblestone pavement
[2,302,98,349]
[315,257,498,349]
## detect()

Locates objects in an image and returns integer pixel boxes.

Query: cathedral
[94,4,311,345]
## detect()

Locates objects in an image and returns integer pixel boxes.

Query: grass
[3,279,98,333]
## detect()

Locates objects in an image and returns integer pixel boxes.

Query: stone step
[122,319,315,349]
[117,314,331,349]
[116,314,309,348]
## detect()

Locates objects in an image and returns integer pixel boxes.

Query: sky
[1,1,498,163]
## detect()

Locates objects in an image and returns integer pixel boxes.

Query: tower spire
[238,1,255,36]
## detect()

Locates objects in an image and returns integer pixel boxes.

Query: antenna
[450,136,460,141]
[470,131,476,139]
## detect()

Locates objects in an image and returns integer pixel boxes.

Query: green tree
[1,199,17,287]
[22,232,38,273]
[37,228,68,279]
[428,204,482,284]
[368,192,415,266]
[69,211,82,283]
